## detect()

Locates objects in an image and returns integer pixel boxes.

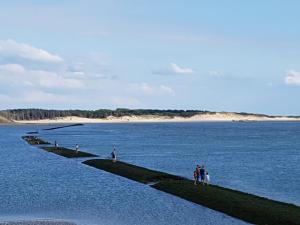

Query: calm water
[0,122,299,224]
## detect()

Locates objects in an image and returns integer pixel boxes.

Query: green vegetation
[0,108,213,120]
[83,159,300,225]
[22,136,50,145]
[83,159,184,184]
[22,135,97,158]
[154,180,300,225]
[41,146,97,158]
[1,108,300,121]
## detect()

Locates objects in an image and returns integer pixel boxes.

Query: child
[205,172,210,185]
[193,165,200,185]
[194,169,198,185]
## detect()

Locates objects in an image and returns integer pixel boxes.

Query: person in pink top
[193,165,200,185]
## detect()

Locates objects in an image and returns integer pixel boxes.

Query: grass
[83,159,184,184]
[22,135,97,158]
[83,159,300,225]
[154,180,300,225]
[22,135,50,145]
[40,146,97,158]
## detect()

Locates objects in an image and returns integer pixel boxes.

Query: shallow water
[0,220,75,225]
[1,122,299,224]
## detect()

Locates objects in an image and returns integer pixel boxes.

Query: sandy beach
[14,113,300,124]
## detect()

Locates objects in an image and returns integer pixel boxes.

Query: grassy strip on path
[153,180,300,225]
[22,135,50,145]
[40,146,97,158]
[83,159,300,225]
[22,135,97,158]
[83,159,184,184]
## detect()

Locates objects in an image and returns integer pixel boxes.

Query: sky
[0,0,300,115]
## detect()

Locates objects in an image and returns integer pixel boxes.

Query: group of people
[194,165,210,186]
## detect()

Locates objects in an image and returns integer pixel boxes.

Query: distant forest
[0,108,279,121]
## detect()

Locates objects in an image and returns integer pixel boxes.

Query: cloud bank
[0,63,84,89]
[0,39,63,63]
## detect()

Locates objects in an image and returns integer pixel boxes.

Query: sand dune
[0,115,12,123]
[14,112,300,124]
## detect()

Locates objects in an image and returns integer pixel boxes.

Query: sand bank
[14,113,300,124]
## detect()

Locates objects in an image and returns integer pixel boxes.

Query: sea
[0,122,299,225]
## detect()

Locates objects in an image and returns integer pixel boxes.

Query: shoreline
[12,113,300,124]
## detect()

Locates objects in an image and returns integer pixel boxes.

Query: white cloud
[170,63,194,74]
[0,63,84,89]
[138,83,156,95]
[129,83,175,96]
[0,63,25,74]
[34,70,84,89]
[0,91,70,106]
[0,39,63,63]
[285,70,300,86]
[153,63,195,75]
[159,85,175,95]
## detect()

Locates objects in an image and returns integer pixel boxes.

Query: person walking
[111,148,117,162]
[75,144,79,153]
[199,165,206,185]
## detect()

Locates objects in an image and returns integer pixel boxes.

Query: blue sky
[0,0,300,115]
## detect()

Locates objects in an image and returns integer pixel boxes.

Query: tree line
[0,108,212,121]
[0,108,286,121]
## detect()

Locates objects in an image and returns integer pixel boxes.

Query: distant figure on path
[111,148,117,162]
[54,140,58,149]
[205,172,210,185]
[199,165,206,185]
[194,165,200,185]
[75,144,79,153]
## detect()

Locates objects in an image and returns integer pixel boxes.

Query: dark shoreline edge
[83,159,300,225]
[43,123,84,131]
